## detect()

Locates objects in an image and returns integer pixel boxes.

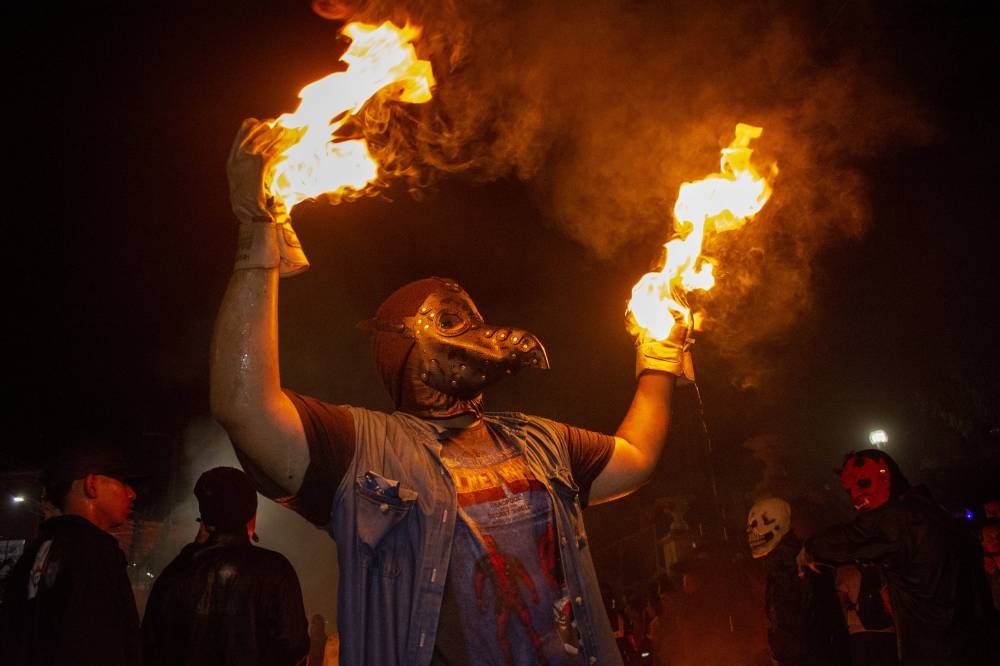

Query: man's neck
[62,503,113,533]
[429,413,480,430]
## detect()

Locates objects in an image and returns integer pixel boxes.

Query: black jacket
[0,514,143,666]
[807,487,996,665]
[141,531,309,666]
[763,533,850,666]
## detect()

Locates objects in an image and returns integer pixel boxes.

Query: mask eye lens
[436,310,469,336]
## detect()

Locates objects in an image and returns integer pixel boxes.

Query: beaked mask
[405,282,549,398]
[363,278,550,402]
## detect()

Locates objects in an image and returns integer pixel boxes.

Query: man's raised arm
[588,311,694,504]
[209,119,311,496]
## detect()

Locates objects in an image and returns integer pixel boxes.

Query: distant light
[963,509,975,521]
[12,495,25,503]
[869,429,888,447]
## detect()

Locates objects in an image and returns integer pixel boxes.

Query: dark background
[4,0,998,622]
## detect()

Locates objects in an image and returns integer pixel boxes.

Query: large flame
[628,123,776,340]
[267,21,435,210]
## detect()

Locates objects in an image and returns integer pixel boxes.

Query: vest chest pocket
[355,471,418,578]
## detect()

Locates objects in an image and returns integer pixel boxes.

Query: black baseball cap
[194,466,258,534]
[42,438,145,506]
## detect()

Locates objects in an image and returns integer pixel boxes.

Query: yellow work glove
[629,303,696,384]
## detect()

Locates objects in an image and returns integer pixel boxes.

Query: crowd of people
[2,112,690,666]
[4,442,987,666]
[743,450,998,666]
[1,111,997,665]
[597,456,999,666]
[0,446,314,666]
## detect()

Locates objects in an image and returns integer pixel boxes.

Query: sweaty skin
[63,474,137,532]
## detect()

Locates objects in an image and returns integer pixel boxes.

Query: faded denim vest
[330,406,623,666]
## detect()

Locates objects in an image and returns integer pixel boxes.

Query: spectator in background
[646,576,677,666]
[640,584,661,664]
[623,592,652,663]
[746,496,849,666]
[979,499,1000,660]
[603,585,628,658]
[799,450,997,665]
[142,466,309,666]
[982,500,1000,611]
[1,438,143,666]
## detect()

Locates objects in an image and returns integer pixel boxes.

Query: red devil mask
[840,456,891,511]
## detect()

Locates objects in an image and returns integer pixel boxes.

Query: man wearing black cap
[0,439,143,666]
[141,466,309,666]
[210,121,691,665]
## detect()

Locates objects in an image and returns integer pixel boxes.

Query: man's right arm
[210,262,309,496]
[209,119,310,496]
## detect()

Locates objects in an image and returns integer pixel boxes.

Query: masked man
[209,119,692,665]
[798,450,996,665]
[747,497,848,666]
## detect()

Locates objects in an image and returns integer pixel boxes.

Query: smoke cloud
[342,0,932,385]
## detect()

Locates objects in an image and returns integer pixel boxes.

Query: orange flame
[628,123,776,340]
[267,21,435,210]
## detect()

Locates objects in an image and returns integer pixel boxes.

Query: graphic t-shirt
[435,422,585,665]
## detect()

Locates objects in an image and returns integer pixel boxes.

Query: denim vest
[329,406,623,666]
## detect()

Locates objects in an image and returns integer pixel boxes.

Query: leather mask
[362,277,550,416]
[404,283,550,398]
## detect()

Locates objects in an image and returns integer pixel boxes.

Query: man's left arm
[589,371,675,504]
[589,298,693,504]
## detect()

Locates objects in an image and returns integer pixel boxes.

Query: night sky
[11,1,998,528]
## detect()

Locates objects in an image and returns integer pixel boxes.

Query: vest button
[379,502,390,513]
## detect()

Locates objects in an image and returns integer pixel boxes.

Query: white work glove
[629,297,696,384]
[226,118,309,277]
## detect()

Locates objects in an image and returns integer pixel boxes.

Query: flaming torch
[265,21,435,210]
[627,123,776,342]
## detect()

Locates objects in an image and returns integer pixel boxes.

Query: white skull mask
[746,497,791,558]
